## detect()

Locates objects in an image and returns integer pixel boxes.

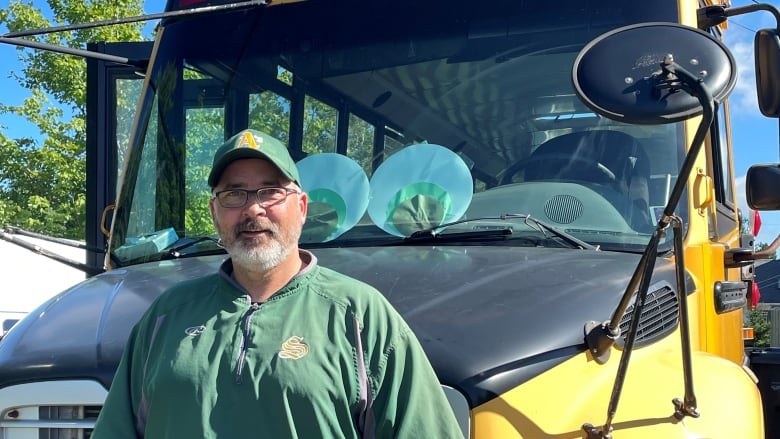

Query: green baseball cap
[208,129,300,187]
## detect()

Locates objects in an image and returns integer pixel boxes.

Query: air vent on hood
[618,282,679,347]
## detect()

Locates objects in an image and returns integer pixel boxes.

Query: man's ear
[209,197,218,229]
[298,191,308,225]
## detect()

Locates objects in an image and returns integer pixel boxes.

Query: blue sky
[723,0,780,244]
[1,0,780,244]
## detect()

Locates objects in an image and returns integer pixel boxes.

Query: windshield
[110,0,683,265]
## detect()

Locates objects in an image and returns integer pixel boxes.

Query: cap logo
[237,131,263,149]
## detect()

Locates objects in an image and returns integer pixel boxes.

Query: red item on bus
[751,282,761,309]
[753,210,762,237]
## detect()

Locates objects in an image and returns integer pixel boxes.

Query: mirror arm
[699,3,780,30]
[657,59,715,221]
[584,60,711,438]
[724,3,780,29]
[669,217,700,420]
[725,234,780,267]
[755,234,780,258]
[587,58,714,362]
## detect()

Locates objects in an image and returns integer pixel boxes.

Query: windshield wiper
[407,213,597,250]
[404,227,514,243]
[163,236,223,259]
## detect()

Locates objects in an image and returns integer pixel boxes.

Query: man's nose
[242,196,269,215]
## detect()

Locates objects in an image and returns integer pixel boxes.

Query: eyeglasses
[212,187,301,208]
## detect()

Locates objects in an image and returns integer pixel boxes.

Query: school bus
[0,0,778,437]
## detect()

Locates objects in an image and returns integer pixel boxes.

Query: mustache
[234,220,277,235]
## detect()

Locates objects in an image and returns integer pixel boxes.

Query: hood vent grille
[618,282,679,347]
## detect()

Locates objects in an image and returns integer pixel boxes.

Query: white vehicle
[0,232,86,332]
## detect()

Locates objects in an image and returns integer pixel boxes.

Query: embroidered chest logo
[278,336,309,360]
[184,325,206,337]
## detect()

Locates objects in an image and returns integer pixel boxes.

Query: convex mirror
[573,22,736,125]
[747,164,780,210]
[754,28,780,118]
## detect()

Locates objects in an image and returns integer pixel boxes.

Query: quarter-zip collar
[235,301,262,384]
[217,250,318,303]
[218,250,320,383]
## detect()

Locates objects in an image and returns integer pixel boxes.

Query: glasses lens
[217,188,295,208]
[219,190,248,207]
[257,188,287,204]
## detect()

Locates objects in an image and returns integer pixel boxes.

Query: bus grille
[618,282,679,346]
[1,405,100,439]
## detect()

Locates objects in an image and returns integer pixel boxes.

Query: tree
[746,308,771,348]
[0,0,146,239]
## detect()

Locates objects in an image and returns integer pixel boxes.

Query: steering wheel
[500,153,616,185]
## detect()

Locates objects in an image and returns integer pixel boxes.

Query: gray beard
[228,236,291,272]
[221,219,302,272]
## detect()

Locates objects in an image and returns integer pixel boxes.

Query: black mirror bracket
[573,20,735,435]
[582,422,613,439]
[581,56,715,438]
[725,248,758,267]
[669,216,700,421]
[584,320,619,365]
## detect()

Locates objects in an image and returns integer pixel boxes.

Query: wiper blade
[407,213,597,250]
[163,236,223,259]
[523,215,598,250]
[404,227,513,243]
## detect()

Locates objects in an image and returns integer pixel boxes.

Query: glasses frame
[212,186,301,208]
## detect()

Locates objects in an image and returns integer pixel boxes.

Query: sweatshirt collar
[218,249,318,301]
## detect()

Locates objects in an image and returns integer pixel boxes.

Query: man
[92,129,464,438]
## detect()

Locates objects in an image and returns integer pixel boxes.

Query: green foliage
[303,96,338,154]
[747,309,772,348]
[184,106,223,237]
[0,0,145,239]
[346,114,375,175]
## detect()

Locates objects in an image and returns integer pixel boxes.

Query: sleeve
[370,327,465,439]
[91,321,147,439]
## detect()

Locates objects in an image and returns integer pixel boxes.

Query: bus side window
[712,103,734,207]
[711,101,738,238]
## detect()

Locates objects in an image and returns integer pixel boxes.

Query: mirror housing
[572,23,736,125]
[754,28,780,118]
[746,163,780,210]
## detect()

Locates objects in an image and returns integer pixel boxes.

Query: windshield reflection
[111,0,682,264]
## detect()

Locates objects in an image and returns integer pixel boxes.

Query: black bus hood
[0,246,684,405]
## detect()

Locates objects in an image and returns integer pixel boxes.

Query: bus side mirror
[754,28,780,118]
[746,163,780,210]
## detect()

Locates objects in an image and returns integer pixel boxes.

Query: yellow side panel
[686,243,746,364]
[472,334,763,438]
[679,109,745,365]
[677,0,698,26]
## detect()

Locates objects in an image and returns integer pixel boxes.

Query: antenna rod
[2,0,271,38]
[0,36,144,66]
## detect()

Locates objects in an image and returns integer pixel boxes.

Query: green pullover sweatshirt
[92,255,464,438]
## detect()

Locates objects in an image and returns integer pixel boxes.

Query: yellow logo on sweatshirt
[278,336,309,360]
